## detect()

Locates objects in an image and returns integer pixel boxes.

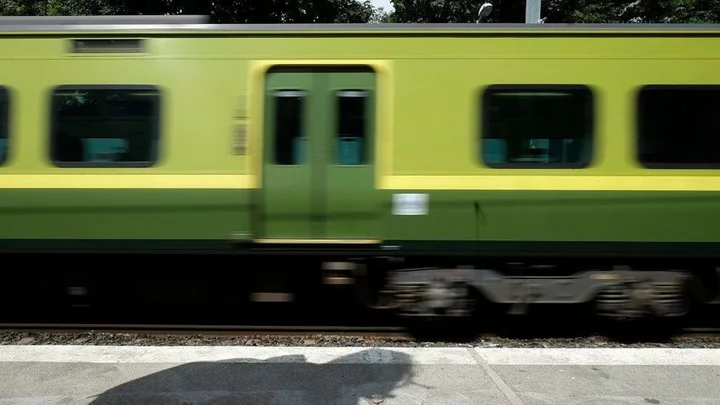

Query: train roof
[1,15,720,36]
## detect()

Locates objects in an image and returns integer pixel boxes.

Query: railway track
[0,323,410,339]
[3,302,720,345]
[2,322,720,347]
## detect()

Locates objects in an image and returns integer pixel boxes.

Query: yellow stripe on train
[0,174,254,189]
[380,175,720,191]
[0,174,718,191]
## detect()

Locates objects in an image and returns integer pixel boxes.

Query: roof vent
[71,39,144,53]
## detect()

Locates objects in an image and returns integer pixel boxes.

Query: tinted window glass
[335,90,368,165]
[638,85,720,168]
[273,90,305,165]
[0,88,8,165]
[51,86,159,167]
[481,85,593,168]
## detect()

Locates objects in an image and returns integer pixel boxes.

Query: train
[1,15,719,329]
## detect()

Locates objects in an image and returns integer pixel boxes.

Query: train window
[480,85,593,168]
[273,90,305,165]
[50,85,160,167]
[637,85,720,169]
[335,90,368,165]
[0,87,8,166]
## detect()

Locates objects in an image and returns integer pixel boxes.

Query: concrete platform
[0,345,719,404]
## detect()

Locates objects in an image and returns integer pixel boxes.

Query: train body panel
[0,189,249,244]
[0,189,716,255]
[0,28,718,251]
[380,190,720,246]
[0,17,719,323]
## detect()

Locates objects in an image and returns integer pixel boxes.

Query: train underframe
[3,248,720,331]
[318,254,720,327]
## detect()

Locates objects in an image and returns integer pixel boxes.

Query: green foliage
[391,0,720,23]
[0,0,376,23]
[0,0,35,16]
[1,0,719,23]
[0,0,121,16]
[391,0,478,23]
[370,6,395,22]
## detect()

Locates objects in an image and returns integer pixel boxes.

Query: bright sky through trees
[371,0,394,11]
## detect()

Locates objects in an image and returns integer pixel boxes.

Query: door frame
[246,60,393,243]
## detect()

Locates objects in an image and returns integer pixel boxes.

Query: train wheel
[396,281,483,342]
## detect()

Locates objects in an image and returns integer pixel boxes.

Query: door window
[335,90,368,166]
[273,90,306,165]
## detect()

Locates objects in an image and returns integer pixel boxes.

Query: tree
[390,0,525,23]
[1,0,122,16]
[3,0,718,24]
[0,0,377,23]
[388,0,720,23]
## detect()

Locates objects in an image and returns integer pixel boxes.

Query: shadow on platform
[88,348,418,405]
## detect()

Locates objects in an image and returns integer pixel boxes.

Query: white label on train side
[392,193,428,216]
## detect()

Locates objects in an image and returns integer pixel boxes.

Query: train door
[259,66,378,241]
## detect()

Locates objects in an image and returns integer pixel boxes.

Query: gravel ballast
[3,330,720,348]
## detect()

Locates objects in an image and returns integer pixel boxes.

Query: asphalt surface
[0,345,719,404]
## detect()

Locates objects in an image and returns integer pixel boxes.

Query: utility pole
[525,0,542,23]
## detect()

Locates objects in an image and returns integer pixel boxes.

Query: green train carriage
[0,15,719,323]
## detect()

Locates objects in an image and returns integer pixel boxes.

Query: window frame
[0,87,9,167]
[636,84,720,170]
[49,84,161,168]
[479,84,595,170]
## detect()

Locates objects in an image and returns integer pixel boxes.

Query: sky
[370,0,394,12]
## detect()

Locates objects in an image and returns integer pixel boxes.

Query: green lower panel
[0,189,250,240]
[381,190,720,243]
[0,189,718,250]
